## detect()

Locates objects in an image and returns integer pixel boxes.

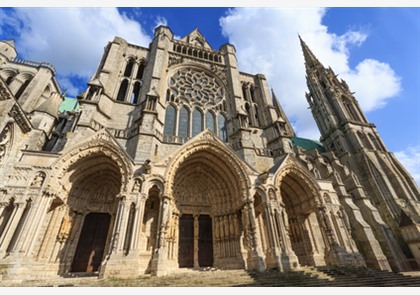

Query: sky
[0,6,419,185]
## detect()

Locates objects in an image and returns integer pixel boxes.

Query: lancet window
[115,57,146,104]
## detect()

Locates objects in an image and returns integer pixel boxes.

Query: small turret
[0,39,18,61]
[30,92,63,135]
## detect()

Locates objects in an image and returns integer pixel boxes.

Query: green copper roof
[58,97,79,113]
[291,136,325,153]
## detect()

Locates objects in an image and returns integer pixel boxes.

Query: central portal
[178,214,213,268]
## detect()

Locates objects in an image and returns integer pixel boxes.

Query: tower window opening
[124,59,135,77]
[117,79,129,102]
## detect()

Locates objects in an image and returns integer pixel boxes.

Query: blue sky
[0,7,419,184]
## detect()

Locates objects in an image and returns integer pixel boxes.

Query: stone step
[2,266,420,287]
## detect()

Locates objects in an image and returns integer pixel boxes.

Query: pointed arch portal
[277,167,326,267]
[167,140,250,269]
[66,153,122,273]
[47,144,129,274]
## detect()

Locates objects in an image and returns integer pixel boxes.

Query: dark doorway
[178,214,194,268]
[71,213,111,273]
[198,215,213,267]
[178,214,194,267]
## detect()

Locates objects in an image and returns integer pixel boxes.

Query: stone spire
[299,35,323,70]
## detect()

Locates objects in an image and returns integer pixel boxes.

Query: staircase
[2,266,420,287]
[244,266,420,287]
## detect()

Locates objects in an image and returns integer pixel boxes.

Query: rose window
[169,68,224,107]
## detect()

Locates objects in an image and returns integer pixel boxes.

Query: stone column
[0,202,26,256]
[130,194,147,250]
[109,195,126,255]
[262,204,282,269]
[18,192,56,256]
[263,205,276,248]
[275,208,300,271]
[151,194,171,276]
[222,215,229,257]
[233,213,241,258]
[245,197,266,271]
[116,196,130,252]
[0,202,7,220]
[214,215,221,262]
[0,202,9,228]
[193,213,199,269]
[229,214,236,257]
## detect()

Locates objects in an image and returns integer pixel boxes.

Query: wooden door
[198,215,213,267]
[71,213,111,273]
[178,214,194,268]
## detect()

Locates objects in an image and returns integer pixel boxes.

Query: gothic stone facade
[0,26,419,281]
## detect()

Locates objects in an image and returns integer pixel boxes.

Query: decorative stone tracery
[0,123,12,164]
[168,67,224,108]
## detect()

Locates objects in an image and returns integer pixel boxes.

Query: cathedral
[0,25,419,281]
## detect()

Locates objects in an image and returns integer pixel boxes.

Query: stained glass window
[178,107,190,137]
[168,68,224,107]
[218,114,227,142]
[192,109,203,137]
[206,112,215,133]
[164,105,176,135]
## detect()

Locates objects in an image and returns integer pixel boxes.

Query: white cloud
[8,8,152,96]
[342,59,401,111]
[220,8,401,140]
[154,16,168,28]
[394,146,420,186]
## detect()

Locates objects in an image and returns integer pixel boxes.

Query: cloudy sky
[0,6,419,184]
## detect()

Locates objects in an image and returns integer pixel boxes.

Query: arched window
[117,79,129,102]
[250,87,256,102]
[192,108,203,137]
[218,114,227,142]
[254,104,260,127]
[178,106,190,137]
[124,59,135,77]
[242,85,247,100]
[136,62,145,80]
[163,105,176,136]
[205,111,215,133]
[245,103,252,126]
[5,75,14,85]
[15,78,32,100]
[131,82,141,104]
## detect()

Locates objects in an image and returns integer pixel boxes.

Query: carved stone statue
[31,172,45,188]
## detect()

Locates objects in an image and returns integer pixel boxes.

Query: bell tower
[300,36,420,259]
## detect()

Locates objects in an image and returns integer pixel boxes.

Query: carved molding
[164,130,252,202]
[48,131,133,194]
[0,79,12,101]
[8,104,31,133]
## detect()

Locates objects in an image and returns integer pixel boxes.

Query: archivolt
[164,137,252,201]
[275,162,322,209]
[47,139,133,195]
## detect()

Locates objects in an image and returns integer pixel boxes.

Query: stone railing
[12,58,56,73]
